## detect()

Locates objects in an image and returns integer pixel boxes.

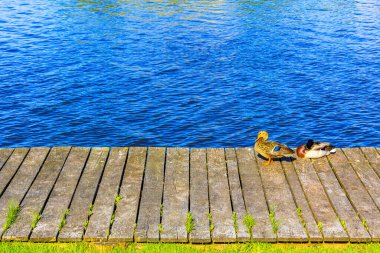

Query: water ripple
[0,0,379,148]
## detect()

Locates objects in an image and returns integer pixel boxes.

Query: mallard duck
[254,131,295,165]
[296,139,336,158]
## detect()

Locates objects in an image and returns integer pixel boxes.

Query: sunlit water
[0,0,379,148]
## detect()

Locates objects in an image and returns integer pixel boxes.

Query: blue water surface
[0,0,379,148]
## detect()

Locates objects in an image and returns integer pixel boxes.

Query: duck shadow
[281,156,297,162]
[256,154,296,162]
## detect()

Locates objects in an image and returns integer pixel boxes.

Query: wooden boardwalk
[0,147,379,243]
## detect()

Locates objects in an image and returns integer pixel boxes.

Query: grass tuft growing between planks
[160,204,164,217]
[243,213,255,240]
[115,194,122,206]
[208,212,214,236]
[2,200,20,233]
[296,208,309,238]
[108,194,122,236]
[269,206,280,235]
[58,209,70,232]
[317,222,323,234]
[340,219,347,232]
[84,203,94,231]
[30,211,42,231]
[317,221,325,242]
[1,242,380,253]
[185,212,194,235]
[362,219,369,232]
[232,212,238,236]
[158,223,163,237]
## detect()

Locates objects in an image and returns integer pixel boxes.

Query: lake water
[0,0,379,148]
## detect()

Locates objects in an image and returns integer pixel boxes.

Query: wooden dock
[0,147,379,243]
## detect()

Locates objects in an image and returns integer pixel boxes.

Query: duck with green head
[296,139,336,159]
[254,131,294,165]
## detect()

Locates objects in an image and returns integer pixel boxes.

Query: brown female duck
[254,131,294,165]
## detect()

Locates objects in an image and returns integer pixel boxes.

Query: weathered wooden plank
[83,147,128,242]
[281,157,322,242]
[235,148,276,242]
[58,148,109,242]
[343,148,380,210]
[108,147,146,242]
[0,148,29,197]
[160,148,189,242]
[257,157,308,242]
[328,149,380,241]
[225,148,250,242]
[312,157,370,242]
[207,148,236,243]
[2,147,71,241]
[189,148,211,243]
[30,147,90,242]
[0,148,49,236]
[292,156,347,242]
[360,147,380,178]
[0,148,14,171]
[135,147,165,242]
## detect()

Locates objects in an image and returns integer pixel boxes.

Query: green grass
[2,200,20,233]
[158,223,163,236]
[84,203,94,231]
[296,208,309,237]
[108,197,120,237]
[160,204,164,217]
[185,212,194,234]
[208,212,214,235]
[107,194,122,236]
[83,220,89,231]
[243,213,256,239]
[232,211,238,236]
[110,213,116,227]
[269,206,280,235]
[340,219,347,231]
[88,203,94,217]
[158,202,164,236]
[317,221,324,242]
[30,211,41,231]
[317,222,324,234]
[58,209,70,232]
[362,219,369,232]
[296,208,305,226]
[133,223,137,238]
[0,242,380,253]
[115,194,122,206]
[296,208,305,227]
